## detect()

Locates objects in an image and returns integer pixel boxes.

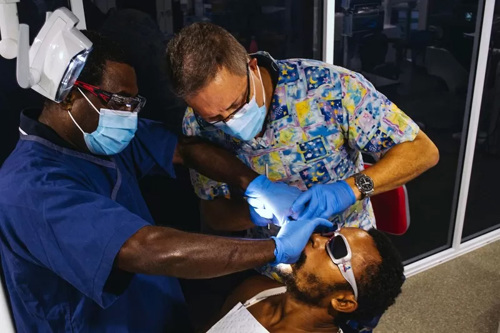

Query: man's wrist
[345,177,362,201]
[269,236,282,266]
[352,173,375,199]
[244,174,269,195]
[241,172,261,191]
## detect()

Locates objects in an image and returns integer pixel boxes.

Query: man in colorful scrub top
[166,21,439,333]
[166,22,438,235]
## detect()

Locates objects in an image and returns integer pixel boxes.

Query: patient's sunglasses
[74,81,146,113]
[326,231,359,300]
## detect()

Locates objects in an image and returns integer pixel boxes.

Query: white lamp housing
[16,7,93,102]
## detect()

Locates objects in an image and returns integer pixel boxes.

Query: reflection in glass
[335,0,479,262]
[160,0,324,60]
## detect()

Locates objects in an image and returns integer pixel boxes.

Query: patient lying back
[210,228,405,333]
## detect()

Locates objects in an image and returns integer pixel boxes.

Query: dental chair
[371,184,410,235]
[364,163,410,235]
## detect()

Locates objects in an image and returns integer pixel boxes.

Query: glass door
[333,0,482,263]
[462,0,500,241]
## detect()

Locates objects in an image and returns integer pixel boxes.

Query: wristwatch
[353,173,374,199]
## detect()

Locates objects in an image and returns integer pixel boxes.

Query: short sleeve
[181,106,200,137]
[340,71,420,160]
[121,118,179,179]
[182,107,231,200]
[8,175,150,308]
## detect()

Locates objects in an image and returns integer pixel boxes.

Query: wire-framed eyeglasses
[195,65,251,128]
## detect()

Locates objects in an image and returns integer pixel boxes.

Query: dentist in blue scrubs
[0,30,332,332]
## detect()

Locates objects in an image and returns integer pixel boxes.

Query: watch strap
[354,173,374,199]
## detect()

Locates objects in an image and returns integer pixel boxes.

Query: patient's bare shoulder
[221,275,283,316]
[198,275,284,333]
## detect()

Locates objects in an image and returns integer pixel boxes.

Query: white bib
[206,286,286,333]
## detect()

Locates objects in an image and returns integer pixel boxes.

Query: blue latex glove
[291,180,356,220]
[271,217,333,265]
[245,175,302,226]
[248,205,272,227]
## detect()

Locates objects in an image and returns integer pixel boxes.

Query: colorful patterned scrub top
[182,52,419,233]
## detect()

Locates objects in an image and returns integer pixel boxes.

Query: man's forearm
[177,136,259,191]
[345,130,439,199]
[117,226,275,278]
[201,197,255,231]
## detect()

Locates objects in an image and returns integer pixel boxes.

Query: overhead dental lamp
[16,7,93,102]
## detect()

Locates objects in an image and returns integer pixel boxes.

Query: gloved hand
[271,217,333,265]
[291,180,356,220]
[248,204,272,227]
[245,175,302,226]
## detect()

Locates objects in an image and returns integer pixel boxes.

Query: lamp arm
[16,24,39,89]
[69,0,86,30]
[0,0,20,59]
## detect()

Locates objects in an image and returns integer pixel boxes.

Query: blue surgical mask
[215,66,267,141]
[68,88,138,155]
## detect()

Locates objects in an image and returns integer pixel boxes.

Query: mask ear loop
[68,87,102,135]
[248,64,257,103]
[77,87,101,115]
[67,109,86,135]
[255,65,266,107]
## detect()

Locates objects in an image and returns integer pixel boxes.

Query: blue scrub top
[0,109,191,332]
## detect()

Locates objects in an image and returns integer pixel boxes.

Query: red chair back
[364,164,410,235]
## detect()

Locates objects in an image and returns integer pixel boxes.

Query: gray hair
[165,22,248,98]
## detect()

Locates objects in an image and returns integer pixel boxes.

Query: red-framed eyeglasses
[74,81,146,113]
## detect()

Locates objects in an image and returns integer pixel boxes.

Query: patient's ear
[330,292,358,313]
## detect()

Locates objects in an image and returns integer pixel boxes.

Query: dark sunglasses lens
[330,235,348,259]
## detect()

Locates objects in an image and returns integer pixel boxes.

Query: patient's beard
[281,251,347,307]
[294,251,308,270]
[280,252,328,307]
[274,251,307,283]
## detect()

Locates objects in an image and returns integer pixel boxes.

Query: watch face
[357,174,374,192]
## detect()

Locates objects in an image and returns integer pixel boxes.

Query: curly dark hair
[76,30,132,86]
[336,228,405,324]
[165,22,248,98]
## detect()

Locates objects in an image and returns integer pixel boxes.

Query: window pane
[462,2,500,241]
[172,0,324,59]
[334,0,480,262]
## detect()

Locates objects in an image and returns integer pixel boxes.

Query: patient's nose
[311,233,327,249]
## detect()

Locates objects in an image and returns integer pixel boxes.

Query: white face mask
[213,66,267,141]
